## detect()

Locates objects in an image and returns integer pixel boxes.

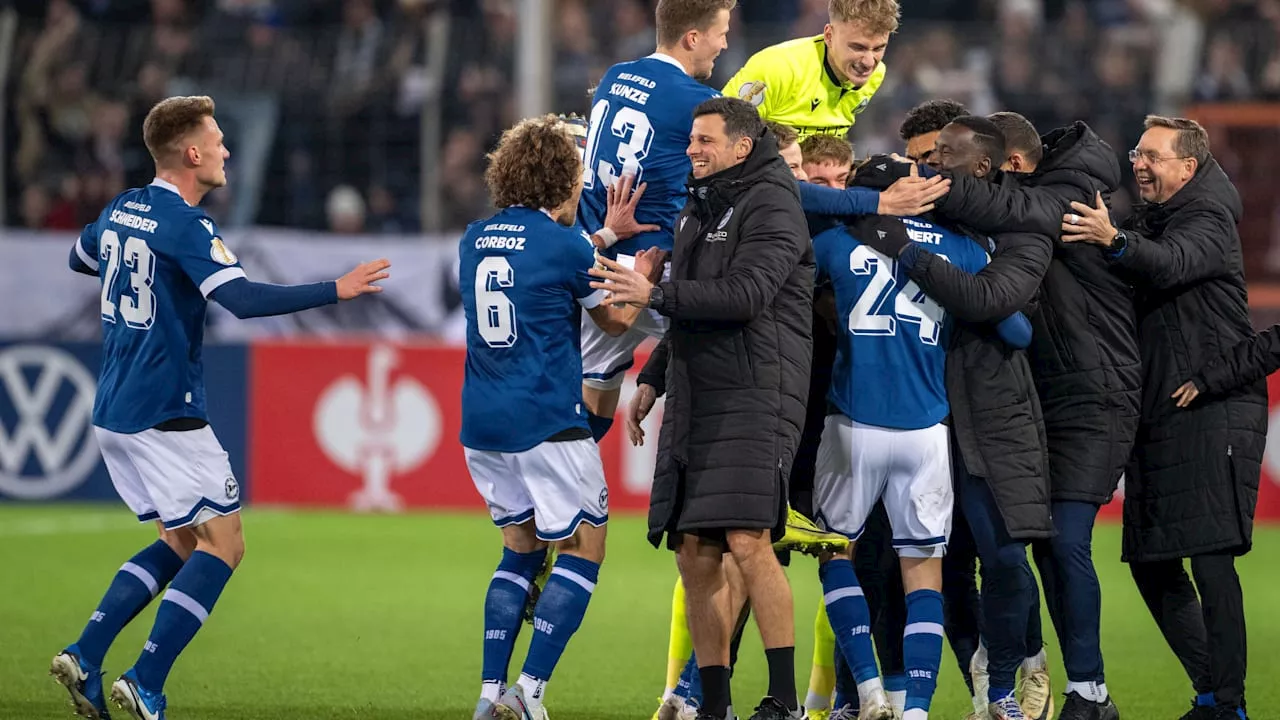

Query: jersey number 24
[99,229,157,329]
[848,246,947,345]
[582,99,654,190]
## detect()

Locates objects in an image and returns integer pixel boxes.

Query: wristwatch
[1110,230,1128,254]
[648,284,665,309]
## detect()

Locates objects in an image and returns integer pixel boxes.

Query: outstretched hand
[336,259,391,300]
[600,174,661,247]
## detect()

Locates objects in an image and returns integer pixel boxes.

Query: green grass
[0,505,1277,720]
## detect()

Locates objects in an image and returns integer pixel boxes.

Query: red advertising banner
[248,341,657,512]
[248,340,1280,522]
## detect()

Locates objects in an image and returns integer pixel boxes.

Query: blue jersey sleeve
[174,216,247,298]
[72,223,99,274]
[799,183,880,217]
[568,229,606,309]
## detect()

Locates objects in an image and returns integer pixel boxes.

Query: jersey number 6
[476,256,518,348]
[583,100,655,190]
[100,229,158,330]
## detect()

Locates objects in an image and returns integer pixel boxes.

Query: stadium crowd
[6,0,1280,233]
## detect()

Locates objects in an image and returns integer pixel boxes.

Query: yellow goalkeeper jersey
[723,36,886,139]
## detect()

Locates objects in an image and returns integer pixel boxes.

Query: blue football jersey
[75,179,245,434]
[459,207,606,453]
[578,53,719,257]
[813,217,990,430]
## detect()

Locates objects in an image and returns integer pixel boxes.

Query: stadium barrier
[3,339,1280,524]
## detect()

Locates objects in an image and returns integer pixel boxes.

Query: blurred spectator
[326,184,367,233]
[5,0,1280,241]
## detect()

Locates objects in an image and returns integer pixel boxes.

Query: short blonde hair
[485,115,581,211]
[829,0,901,35]
[143,95,215,161]
[801,133,855,168]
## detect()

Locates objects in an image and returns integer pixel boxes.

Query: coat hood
[1033,121,1122,195]
[1155,155,1243,224]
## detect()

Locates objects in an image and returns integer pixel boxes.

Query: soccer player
[725,0,897,139]
[799,134,855,189]
[771,122,809,182]
[51,95,389,720]
[461,116,664,720]
[811,161,1033,720]
[576,0,734,438]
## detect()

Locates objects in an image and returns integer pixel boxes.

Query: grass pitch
[1,505,1277,720]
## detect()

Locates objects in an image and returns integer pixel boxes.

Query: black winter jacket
[1193,324,1280,395]
[1111,157,1266,562]
[935,123,1141,504]
[638,131,814,547]
[898,213,1055,540]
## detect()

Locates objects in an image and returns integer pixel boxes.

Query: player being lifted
[51,96,388,720]
[461,116,664,720]
[576,0,731,437]
[810,161,1033,720]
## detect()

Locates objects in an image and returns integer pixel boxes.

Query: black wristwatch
[648,284,665,309]
[1111,230,1128,254]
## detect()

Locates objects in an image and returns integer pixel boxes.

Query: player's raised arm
[210,258,390,319]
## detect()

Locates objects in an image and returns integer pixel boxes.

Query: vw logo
[0,345,99,499]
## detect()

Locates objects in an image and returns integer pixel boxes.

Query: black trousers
[1129,554,1247,709]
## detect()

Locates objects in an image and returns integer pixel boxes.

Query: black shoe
[1179,703,1217,720]
[1211,706,1245,720]
[748,697,801,720]
[1059,692,1120,720]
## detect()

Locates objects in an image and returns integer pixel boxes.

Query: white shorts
[95,425,241,530]
[581,253,670,391]
[814,415,953,558]
[465,438,609,542]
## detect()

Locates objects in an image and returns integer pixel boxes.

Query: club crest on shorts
[224,476,240,500]
[599,487,609,512]
[210,237,238,265]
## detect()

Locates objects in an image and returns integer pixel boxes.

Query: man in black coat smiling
[1062,115,1263,720]
[590,97,813,720]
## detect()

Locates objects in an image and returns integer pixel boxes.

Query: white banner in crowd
[0,229,468,343]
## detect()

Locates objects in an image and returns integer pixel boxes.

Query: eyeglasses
[1129,149,1189,164]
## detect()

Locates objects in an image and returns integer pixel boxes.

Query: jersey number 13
[583,100,655,190]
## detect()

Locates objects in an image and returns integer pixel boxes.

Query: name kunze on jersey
[577,54,718,258]
[75,178,245,434]
[458,206,605,453]
[813,216,989,430]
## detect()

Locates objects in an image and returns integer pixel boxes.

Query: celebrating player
[461,115,664,720]
[576,0,733,436]
[811,161,1034,720]
[51,95,388,720]
[725,0,895,139]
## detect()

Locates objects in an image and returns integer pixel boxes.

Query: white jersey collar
[149,177,190,206]
[647,52,689,75]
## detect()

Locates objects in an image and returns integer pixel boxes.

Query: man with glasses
[1061,115,1260,720]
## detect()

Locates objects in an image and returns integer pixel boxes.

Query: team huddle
[49,1,1260,720]
[460,1,1260,720]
